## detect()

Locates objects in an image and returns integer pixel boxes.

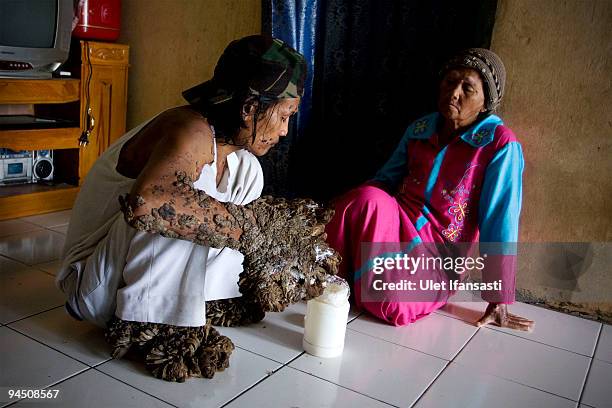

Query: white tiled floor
[0,210,611,407]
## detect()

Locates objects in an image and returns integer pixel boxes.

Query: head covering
[441,48,506,112]
[183,35,307,107]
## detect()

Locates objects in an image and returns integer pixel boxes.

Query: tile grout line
[10,339,281,408]
[452,325,589,404]
[33,268,57,278]
[0,253,34,267]
[0,229,42,240]
[408,360,452,408]
[7,286,138,407]
[436,309,601,358]
[285,365,399,408]
[480,325,598,358]
[4,253,62,276]
[221,343,397,408]
[0,222,66,266]
[218,311,363,407]
[592,355,612,364]
[6,308,333,407]
[91,367,179,408]
[576,323,603,407]
[0,252,62,269]
[1,365,91,407]
[228,313,512,407]
[2,360,177,408]
[218,351,308,408]
[0,220,44,239]
[8,310,121,372]
[233,345,293,366]
[1,254,60,272]
[0,223,67,239]
[19,214,70,229]
[449,324,480,362]
[19,220,44,227]
[2,304,64,326]
[91,357,113,368]
[345,326,459,362]
[407,326,482,407]
[590,323,607,359]
[41,225,68,236]
[3,323,105,369]
[451,358,583,404]
[0,255,29,273]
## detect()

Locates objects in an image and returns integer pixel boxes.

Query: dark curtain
[261,0,498,200]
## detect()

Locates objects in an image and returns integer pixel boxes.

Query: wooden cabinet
[78,41,129,179]
[0,41,129,220]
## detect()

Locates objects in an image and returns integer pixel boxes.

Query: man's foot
[206,297,266,327]
[105,317,235,382]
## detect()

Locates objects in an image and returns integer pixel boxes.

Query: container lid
[317,276,350,306]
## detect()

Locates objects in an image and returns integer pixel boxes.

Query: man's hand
[229,196,342,312]
[476,303,535,332]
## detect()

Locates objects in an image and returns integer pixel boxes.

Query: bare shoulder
[154,106,214,147]
[147,106,215,168]
[156,107,214,174]
[129,107,216,199]
[117,106,214,179]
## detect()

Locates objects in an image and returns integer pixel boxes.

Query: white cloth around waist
[57,113,264,327]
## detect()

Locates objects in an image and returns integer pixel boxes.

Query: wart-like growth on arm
[119,170,246,250]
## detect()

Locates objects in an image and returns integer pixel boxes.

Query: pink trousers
[325,185,451,326]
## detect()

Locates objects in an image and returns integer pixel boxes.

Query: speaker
[32,150,54,181]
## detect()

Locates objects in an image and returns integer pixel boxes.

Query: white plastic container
[303,277,350,358]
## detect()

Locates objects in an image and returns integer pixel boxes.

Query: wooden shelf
[0,78,80,104]
[0,127,80,151]
[0,184,79,219]
[0,182,76,197]
[0,41,128,220]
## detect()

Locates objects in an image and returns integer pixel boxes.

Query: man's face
[241,97,300,156]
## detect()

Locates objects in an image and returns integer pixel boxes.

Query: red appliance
[73,0,121,42]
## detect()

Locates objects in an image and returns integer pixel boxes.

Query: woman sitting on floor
[326,48,535,331]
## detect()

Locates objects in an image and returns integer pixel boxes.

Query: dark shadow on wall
[261,0,498,200]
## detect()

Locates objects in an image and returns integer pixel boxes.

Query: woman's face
[240,97,300,156]
[438,68,486,126]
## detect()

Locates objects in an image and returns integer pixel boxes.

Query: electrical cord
[78,41,94,146]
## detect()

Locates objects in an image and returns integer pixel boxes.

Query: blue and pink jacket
[373,112,523,303]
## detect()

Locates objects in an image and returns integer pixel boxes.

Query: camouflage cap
[183,35,307,106]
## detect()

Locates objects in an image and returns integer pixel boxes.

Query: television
[0,0,73,79]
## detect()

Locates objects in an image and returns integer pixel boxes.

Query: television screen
[0,0,72,78]
[0,0,57,48]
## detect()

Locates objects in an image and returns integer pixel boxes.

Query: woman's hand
[476,303,535,332]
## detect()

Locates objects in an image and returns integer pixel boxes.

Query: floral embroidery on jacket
[442,223,462,242]
[413,119,429,135]
[440,163,480,242]
[471,130,488,144]
[448,197,469,224]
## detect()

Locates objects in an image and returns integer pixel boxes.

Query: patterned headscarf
[183,35,307,106]
[441,48,506,112]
